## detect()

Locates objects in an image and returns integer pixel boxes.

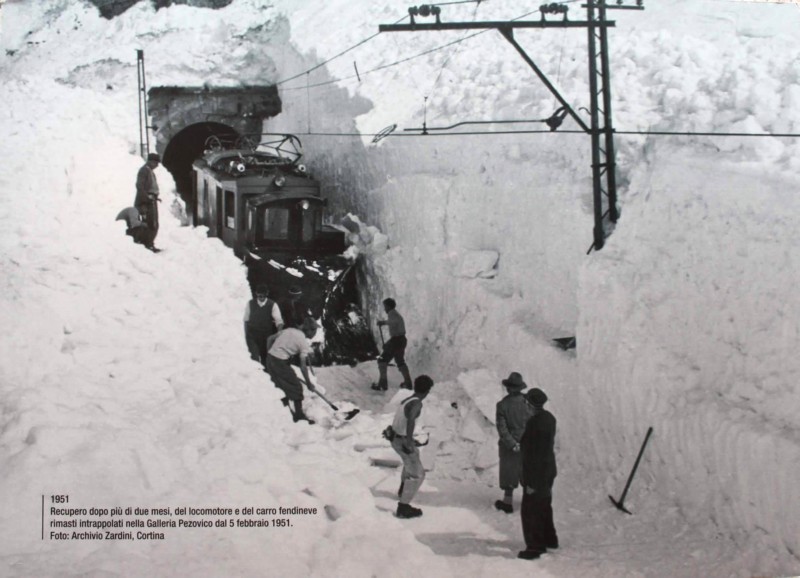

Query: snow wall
[1,0,799,575]
[266,0,800,570]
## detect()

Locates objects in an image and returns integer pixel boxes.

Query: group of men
[131,153,554,559]
[495,371,559,561]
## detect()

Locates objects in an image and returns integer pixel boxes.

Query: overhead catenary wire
[274,14,409,87]
[272,128,800,138]
[278,8,541,93]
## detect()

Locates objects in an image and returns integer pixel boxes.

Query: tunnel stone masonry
[148,86,281,155]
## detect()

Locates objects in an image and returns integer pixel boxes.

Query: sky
[0,0,799,577]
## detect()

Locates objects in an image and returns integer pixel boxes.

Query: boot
[291,400,315,424]
[398,364,413,390]
[396,503,422,519]
[494,500,513,514]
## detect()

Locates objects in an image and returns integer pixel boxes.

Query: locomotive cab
[245,194,346,257]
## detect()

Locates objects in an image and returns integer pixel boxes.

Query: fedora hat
[501,372,527,391]
[526,388,548,407]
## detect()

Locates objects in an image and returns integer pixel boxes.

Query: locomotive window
[300,205,321,242]
[198,179,208,221]
[262,208,289,240]
[224,190,235,229]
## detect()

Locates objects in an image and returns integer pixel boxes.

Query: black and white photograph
[1,0,799,576]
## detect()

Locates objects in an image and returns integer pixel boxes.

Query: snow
[1,0,799,577]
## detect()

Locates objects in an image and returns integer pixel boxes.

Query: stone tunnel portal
[162,121,238,203]
[147,85,282,213]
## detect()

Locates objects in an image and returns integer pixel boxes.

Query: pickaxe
[609,426,653,515]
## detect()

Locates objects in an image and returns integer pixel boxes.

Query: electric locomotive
[191,134,377,365]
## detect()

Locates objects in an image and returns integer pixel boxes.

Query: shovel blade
[343,408,360,421]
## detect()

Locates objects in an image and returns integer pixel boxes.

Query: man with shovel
[372,298,412,391]
[265,317,319,424]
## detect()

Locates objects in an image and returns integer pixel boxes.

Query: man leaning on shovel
[372,298,413,391]
[265,317,319,424]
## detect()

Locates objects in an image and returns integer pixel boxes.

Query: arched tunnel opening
[161,121,239,209]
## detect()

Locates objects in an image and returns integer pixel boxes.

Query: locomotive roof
[198,149,293,167]
[246,191,326,208]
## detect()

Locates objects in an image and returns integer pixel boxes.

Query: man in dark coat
[494,372,533,514]
[134,152,161,252]
[518,387,559,560]
[281,286,312,329]
[244,285,284,366]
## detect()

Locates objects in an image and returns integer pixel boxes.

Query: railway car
[192,134,377,365]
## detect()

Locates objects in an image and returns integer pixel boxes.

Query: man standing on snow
[494,372,533,514]
[265,317,319,424]
[134,152,161,252]
[244,285,284,366]
[372,298,413,391]
[518,387,559,560]
[391,374,434,519]
[281,285,312,329]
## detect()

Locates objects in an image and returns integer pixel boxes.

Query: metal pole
[586,1,605,251]
[136,50,145,158]
[141,50,150,155]
[598,0,619,223]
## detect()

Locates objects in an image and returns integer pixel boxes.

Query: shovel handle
[312,388,339,411]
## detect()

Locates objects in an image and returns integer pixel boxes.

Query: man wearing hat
[281,286,312,329]
[494,372,533,514]
[244,285,284,366]
[518,387,559,560]
[134,152,162,252]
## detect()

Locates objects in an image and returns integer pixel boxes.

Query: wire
[274,14,408,87]
[278,128,800,138]
[279,31,487,91]
[279,8,541,93]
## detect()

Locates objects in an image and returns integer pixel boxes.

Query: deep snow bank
[578,144,800,569]
[265,0,800,573]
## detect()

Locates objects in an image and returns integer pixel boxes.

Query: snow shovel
[312,388,360,420]
[609,426,653,515]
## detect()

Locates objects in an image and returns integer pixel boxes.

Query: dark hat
[526,388,548,407]
[289,286,303,296]
[255,285,269,296]
[147,152,161,163]
[501,372,527,391]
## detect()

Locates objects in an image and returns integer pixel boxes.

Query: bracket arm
[498,27,590,134]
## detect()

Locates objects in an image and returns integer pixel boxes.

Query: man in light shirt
[265,317,318,424]
[390,374,434,518]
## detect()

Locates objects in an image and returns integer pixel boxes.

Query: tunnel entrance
[146,85,282,217]
[162,121,239,207]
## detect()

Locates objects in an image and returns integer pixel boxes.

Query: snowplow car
[191,134,377,365]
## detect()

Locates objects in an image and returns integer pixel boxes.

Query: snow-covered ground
[1,0,799,577]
